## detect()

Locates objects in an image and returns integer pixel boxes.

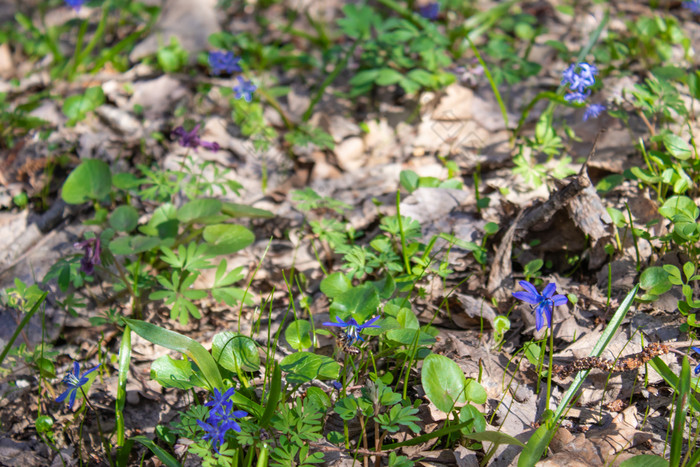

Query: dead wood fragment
[550,342,669,378]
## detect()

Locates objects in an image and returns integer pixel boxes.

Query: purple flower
[233,77,257,102]
[692,347,700,374]
[74,237,101,275]
[323,315,381,344]
[513,281,567,331]
[56,361,101,407]
[418,2,440,20]
[172,124,220,151]
[583,103,606,121]
[331,381,343,391]
[65,0,86,12]
[208,51,242,76]
[561,62,598,93]
[684,1,700,14]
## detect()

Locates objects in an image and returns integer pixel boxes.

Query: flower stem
[545,327,554,412]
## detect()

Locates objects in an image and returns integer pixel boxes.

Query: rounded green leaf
[203,224,255,255]
[211,332,260,373]
[320,272,352,299]
[109,235,160,255]
[305,386,331,410]
[464,379,487,404]
[285,320,313,351]
[329,283,380,323]
[109,205,139,232]
[662,133,692,160]
[422,353,468,413]
[61,159,112,204]
[640,266,672,296]
[150,355,196,389]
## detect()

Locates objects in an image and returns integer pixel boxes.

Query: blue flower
[204,387,236,418]
[233,77,257,102]
[172,124,220,151]
[198,417,242,453]
[56,361,101,407]
[564,90,591,104]
[692,347,700,375]
[418,2,440,20]
[198,387,247,453]
[74,237,101,275]
[208,51,242,76]
[513,281,567,331]
[323,315,381,344]
[684,1,700,14]
[561,63,598,93]
[65,0,86,12]
[583,103,606,121]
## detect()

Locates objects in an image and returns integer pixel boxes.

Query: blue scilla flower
[198,387,247,453]
[418,2,440,20]
[65,0,86,12]
[208,51,242,76]
[684,1,700,14]
[513,281,567,331]
[233,77,257,102]
[564,90,591,104]
[323,315,381,344]
[561,63,598,93]
[56,361,101,407]
[692,347,700,375]
[205,387,236,418]
[583,103,606,121]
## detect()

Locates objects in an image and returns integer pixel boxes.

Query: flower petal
[56,389,71,403]
[693,346,700,355]
[534,306,544,331]
[513,291,540,305]
[518,280,539,296]
[541,283,557,298]
[552,294,568,306]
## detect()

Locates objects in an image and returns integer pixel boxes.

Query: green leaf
[464,379,487,404]
[518,422,553,467]
[280,351,340,385]
[375,68,404,86]
[221,202,274,219]
[109,235,160,255]
[399,170,419,193]
[62,86,105,125]
[285,320,313,351]
[661,133,692,160]
[109,205,139,233]
[177,198,222,223]
[386,329,436,346]
[670,356,690,466]
[123,318,226,393]
[61,159,112,204]
[639,266,672,296]
[202,224,255,255]
[421,353,468,413]
[320,272,352,299]
[150,355,196,389]
[329,283,380,323]
[618,455,668,467]
[211,332,260,374]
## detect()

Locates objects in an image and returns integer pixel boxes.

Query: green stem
[467,37,509,135]
[545,326,554,412]
[303,41,359,122]
[395,190,411,275]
